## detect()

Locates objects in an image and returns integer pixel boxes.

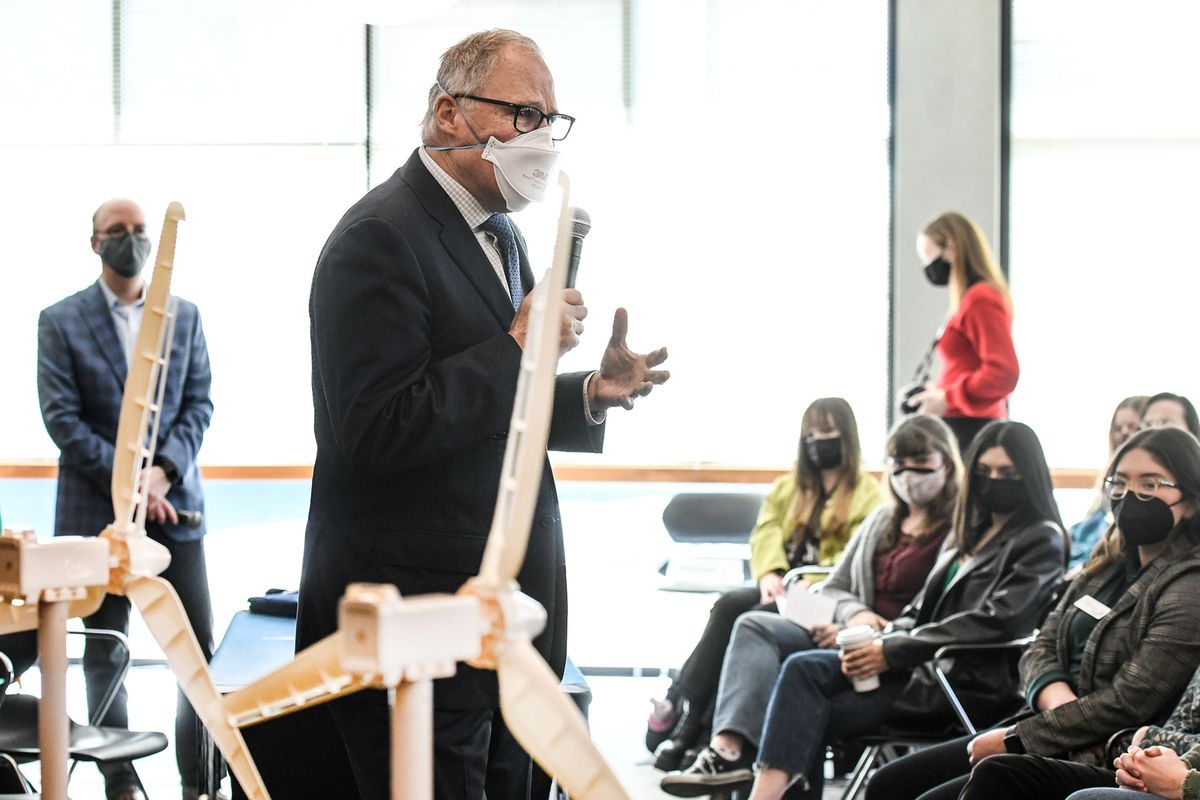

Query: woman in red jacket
[907,211,1019,455]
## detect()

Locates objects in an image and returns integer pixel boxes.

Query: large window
[1,0,890,469]
[1009,1,1200,468]
[0,0,367,465]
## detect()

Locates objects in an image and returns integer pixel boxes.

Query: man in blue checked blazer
[36,197,215,800]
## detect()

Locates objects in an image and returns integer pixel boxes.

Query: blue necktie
[479,213,524,311]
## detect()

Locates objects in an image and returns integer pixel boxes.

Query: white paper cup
[836,624,881,692]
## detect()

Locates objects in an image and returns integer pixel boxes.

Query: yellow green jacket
[749,470,885,580]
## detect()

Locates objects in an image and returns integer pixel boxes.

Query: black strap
[909,321,948,386]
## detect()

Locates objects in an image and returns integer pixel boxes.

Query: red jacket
[936,282,1019,419]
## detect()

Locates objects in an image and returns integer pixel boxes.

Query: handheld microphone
[566,207,591,289]
[177,509,203,529]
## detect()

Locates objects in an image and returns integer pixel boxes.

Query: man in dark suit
[36,197,216,800]
[301,28,669,800]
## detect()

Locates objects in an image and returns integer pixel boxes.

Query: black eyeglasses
[453,94,575,141]
[94,223,147,238]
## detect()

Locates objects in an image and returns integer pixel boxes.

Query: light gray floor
[14,668,848,799]
[7,484,857,798]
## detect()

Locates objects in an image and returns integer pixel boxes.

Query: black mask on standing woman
[1116,496,1179,546]
[973,476,1026,514]
[805,437,843,470]
[923,256,951,286]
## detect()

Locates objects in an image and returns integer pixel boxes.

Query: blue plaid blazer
[37,281,213,542]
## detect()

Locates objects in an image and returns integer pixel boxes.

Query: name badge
[1073,594,1111,620]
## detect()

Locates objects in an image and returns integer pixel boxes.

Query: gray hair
[420,29,543,144]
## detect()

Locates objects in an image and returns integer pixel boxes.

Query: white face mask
[890,468,946,508]
[480,126,560,212]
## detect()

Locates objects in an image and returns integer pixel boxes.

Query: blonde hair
[922,211,1011,313]
[420,29,544,144]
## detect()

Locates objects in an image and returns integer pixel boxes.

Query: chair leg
[840,745,880,800]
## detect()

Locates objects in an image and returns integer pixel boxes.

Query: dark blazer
[37,282,213,542]
[882,514,1067,725]
[1014,522,1200,761]
[300,149,604,710]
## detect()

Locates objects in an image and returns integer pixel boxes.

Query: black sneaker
[654,738,690,772]
[660,746,754,797]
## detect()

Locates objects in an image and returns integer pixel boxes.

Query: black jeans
[865,734,974,800]
[328,688,536,800]
[675,586,775,714]
[864,734,1116,800]
[959,754,1116,800]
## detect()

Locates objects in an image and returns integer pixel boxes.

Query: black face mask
[923,256,951,287]
[805,437,843,470]
[1116,495,1178,547]
[99,233,152,278]
[973,476,1026,514]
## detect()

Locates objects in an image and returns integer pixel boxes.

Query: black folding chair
[837,573,1071,800]
[0,629,168,797]
[659,493,766,591]
[836,636,1034,800]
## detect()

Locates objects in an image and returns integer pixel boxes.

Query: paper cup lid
[835,624,877,647]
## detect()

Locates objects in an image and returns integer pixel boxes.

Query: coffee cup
[836,624,881,692]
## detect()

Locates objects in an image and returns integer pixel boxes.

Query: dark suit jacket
[300,149,604,710]
[1014,522,1200,760]
[37,282,213,542]
[882,513,1067,725]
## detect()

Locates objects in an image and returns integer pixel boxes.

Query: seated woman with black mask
[738,421,1067,800]
[649,398,884,768]
[660,415,962,796]
[869,427,1200,800]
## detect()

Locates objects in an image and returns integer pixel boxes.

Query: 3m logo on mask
[482,128,561,213]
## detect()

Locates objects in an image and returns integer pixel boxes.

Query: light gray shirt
[97,278,146,368]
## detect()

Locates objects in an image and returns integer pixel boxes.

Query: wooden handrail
[0,460,1102,488]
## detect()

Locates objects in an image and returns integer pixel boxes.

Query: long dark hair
[790,397,862,549]
[880,415,962,552]
[1083,427,1200,576]
[952,421,1063,555]
[1144,392,1200,439]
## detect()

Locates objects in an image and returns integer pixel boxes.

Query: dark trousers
[83,530,215,793]
[675,586,774,715]
[758,650,907,799]
[0,630,38,680]
[867,736,1118,800]
[960,755,1116,800]
[328,688,539,800]
[941,417,1000,458]
[865,734,974,800]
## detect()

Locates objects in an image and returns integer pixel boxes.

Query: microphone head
[569,207,591,239]
[178,509,204,529]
